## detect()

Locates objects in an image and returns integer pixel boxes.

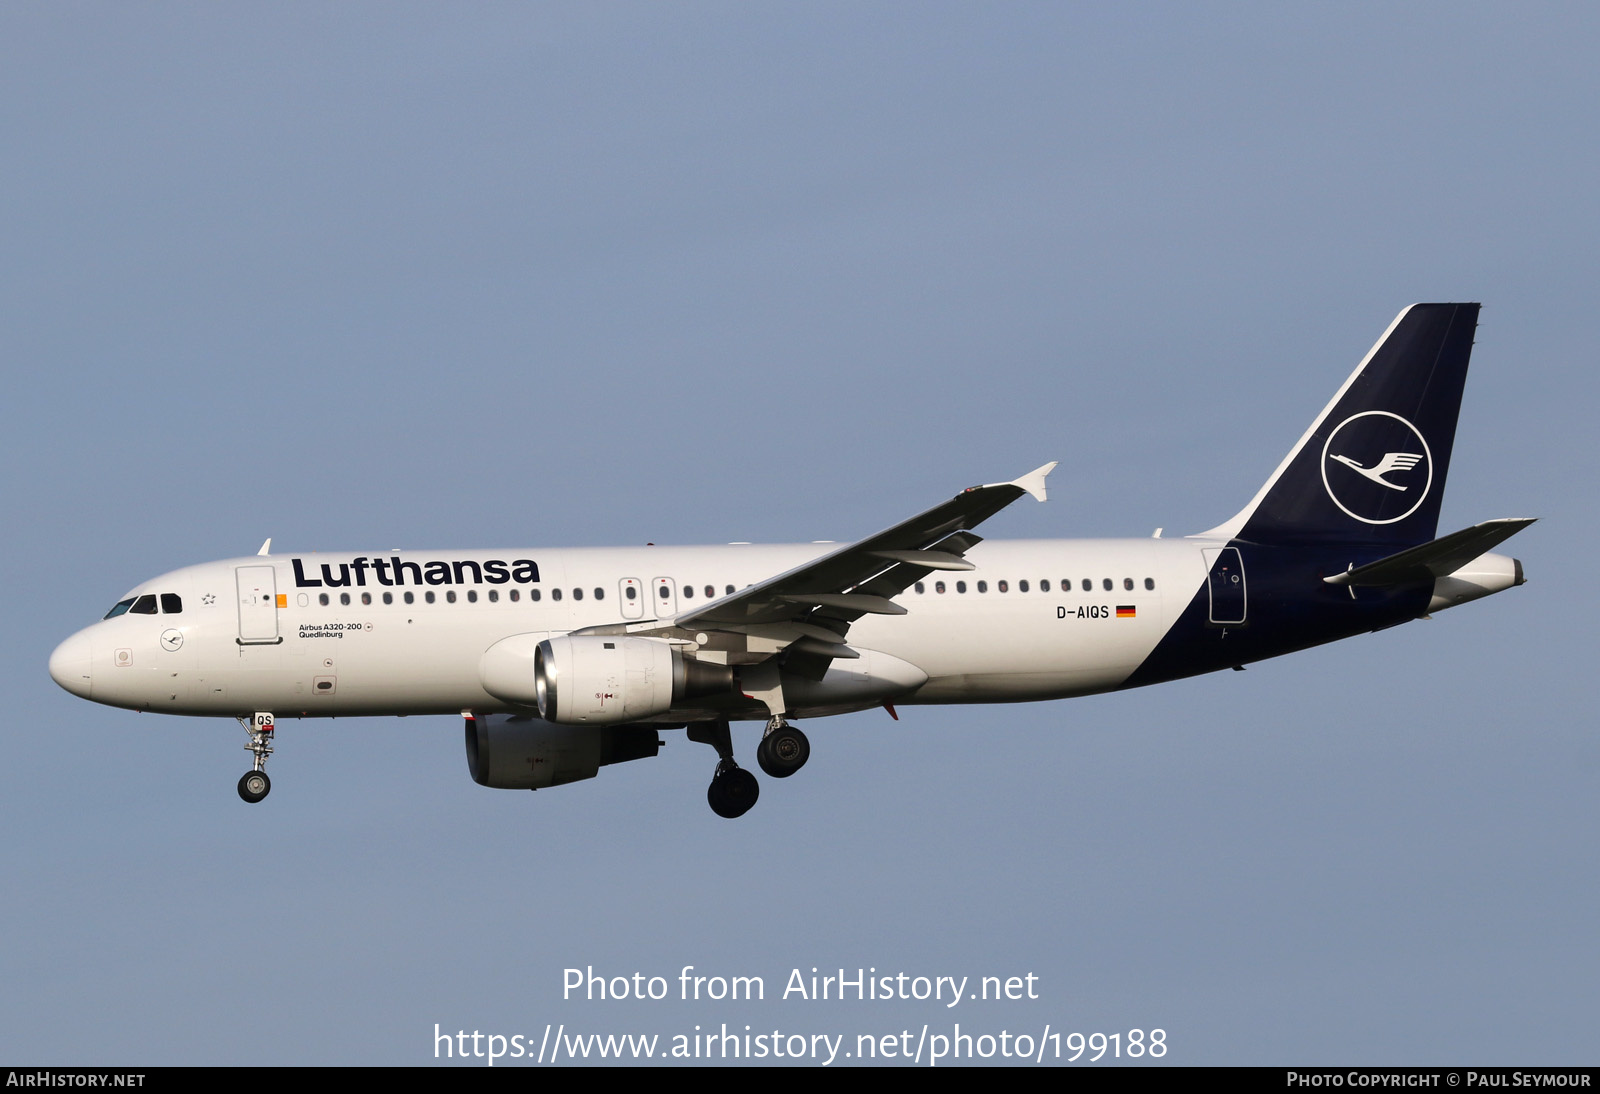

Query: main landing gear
[707,760,759,819]
[756,720,810,779]
[237,712,274,803]
[688,717,811,818]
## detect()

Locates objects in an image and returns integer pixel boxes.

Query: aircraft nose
[49,630,93,699]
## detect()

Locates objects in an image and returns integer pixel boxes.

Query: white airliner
[49,304,1531,817]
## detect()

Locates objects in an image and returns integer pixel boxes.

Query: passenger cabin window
[1145,578,1155,590]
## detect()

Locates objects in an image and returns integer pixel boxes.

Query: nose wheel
[237,712,275,804]
[238,770,271,803]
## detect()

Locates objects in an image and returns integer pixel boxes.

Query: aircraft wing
[596,462,1056,676]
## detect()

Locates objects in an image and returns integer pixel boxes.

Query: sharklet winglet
[1009,461,1057,503]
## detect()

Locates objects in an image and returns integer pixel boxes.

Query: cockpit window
[129,595,158,615]
[103,598,135,619]
[160,593,182,614]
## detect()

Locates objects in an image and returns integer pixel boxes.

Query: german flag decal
[1116,605,1137,619]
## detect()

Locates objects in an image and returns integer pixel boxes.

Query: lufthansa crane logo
[1320,411,1432,525]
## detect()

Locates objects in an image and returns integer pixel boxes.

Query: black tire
[238,770,271,804]
[706,766,759,818]
[756,726,810,779]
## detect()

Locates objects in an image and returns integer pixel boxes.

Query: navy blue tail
[1209,303,1480,548]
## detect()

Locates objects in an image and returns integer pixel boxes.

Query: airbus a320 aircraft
[50,304,1531,817]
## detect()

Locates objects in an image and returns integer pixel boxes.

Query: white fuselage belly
[76,538,1209,721]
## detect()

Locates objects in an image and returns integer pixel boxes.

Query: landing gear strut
[756,718,809,779]
[688,719,759,819]
[237,712,274,803]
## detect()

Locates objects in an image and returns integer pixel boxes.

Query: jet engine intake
[495,635,734,725]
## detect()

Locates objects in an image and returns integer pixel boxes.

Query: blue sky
[3,3,1595,1065]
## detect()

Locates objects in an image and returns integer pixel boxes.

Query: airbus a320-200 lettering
[50,304,1532,817]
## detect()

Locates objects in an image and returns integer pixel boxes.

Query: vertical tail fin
[1201,303,1480,547]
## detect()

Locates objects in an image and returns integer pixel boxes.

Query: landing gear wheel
[237,713,276,803]
[706,764,759,819]
[238,770,271,803]
[756,725,810,779]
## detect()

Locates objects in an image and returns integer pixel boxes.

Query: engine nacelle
[536,635,675,724]
[464,713,661,790]
[477,634,736,725]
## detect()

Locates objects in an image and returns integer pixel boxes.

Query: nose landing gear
[237,712,275,803]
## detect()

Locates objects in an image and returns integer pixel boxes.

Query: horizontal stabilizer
[1324,518,1536,586]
